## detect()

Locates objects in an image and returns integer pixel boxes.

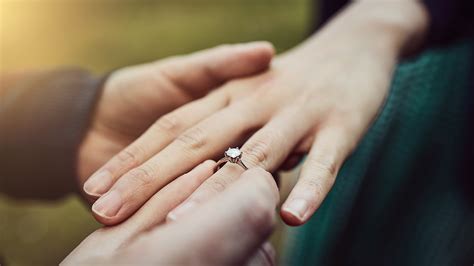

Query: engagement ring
[215,147,248,172]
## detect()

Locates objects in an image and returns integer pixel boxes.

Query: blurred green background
[0,0,312,265]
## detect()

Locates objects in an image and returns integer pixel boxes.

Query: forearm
[0,68,104,200]
[286,1,429,62]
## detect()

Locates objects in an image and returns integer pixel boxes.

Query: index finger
[92,99,269,225]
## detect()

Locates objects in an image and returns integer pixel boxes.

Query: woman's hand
[63,166,279,266]
[169,1,428,226]
[85,1,428,225]
[78,42,274,197]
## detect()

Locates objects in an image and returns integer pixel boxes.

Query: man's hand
[78,42,274,198]
[62,166,278,266]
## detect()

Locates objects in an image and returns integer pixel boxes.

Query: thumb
[122,168,279,265]
[156,41,275,98]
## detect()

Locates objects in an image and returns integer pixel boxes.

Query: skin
[81,1,429,226]
[77,41,275,199]
[62,166,279,266]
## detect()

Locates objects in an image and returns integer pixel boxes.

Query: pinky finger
[280,126,354,226]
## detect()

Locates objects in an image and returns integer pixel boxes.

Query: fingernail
[83,171,113,197]
[262,242,276,266]
[92,190,122,218]
[283,199,308,221]
[166,201,196,222]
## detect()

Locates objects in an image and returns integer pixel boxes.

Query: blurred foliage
[1,0,312,72]
[0,0,312,265]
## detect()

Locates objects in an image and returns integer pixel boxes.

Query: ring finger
[167,105,316,220]
[92,99,271,225]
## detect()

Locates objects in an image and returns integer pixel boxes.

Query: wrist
[77,128,96,185]
[346,1,429,56]
[284,1,428,63]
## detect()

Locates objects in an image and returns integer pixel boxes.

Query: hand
[78,42,274,197]
[62,166,279,266]
[85,1,428,225]
[169,1,428,226]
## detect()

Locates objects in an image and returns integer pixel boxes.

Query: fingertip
[261,242,276,266]
[230,41,274,74]
[280,209,307,226]
[244,41,275,65]
[201,159,217,173]
[91,204,127,226]
[91,209,121,226]
[241,167,279,202]
[204,159,217,164]
[166,212,177,224]
[83,190,101,199]
[92,212,114,226]
[83,192,100,205]
[159,161,217,224]
[83,170,113,198]
[91,190,125,225]
[280,198,312,226]
[245,41,275,56]
[166,201,197,223]
[183,160,217,187]
[249,243,276,266]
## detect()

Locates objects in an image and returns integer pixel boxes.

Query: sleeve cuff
[0,68,106,199]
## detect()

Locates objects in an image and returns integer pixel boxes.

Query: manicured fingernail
[92,190,122,218]
[83,171,113,197]
[283,199,308,221]
[166,201,196,222]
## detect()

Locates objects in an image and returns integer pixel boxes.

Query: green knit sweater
[283,39,474,266]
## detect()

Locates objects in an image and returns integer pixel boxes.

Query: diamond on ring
[215,147,248,172]
[225,147,242,162]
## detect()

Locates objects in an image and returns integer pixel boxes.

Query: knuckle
[243,140,270,167]
[207,178,229,193]
[154,113,182,135]
[301,178,325,198]
[126,165,156,187]
[243,140,270,166]
[116,146,142,168]
[243,131,283,167]
[307,156,339,179]
[175,126,207,151]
